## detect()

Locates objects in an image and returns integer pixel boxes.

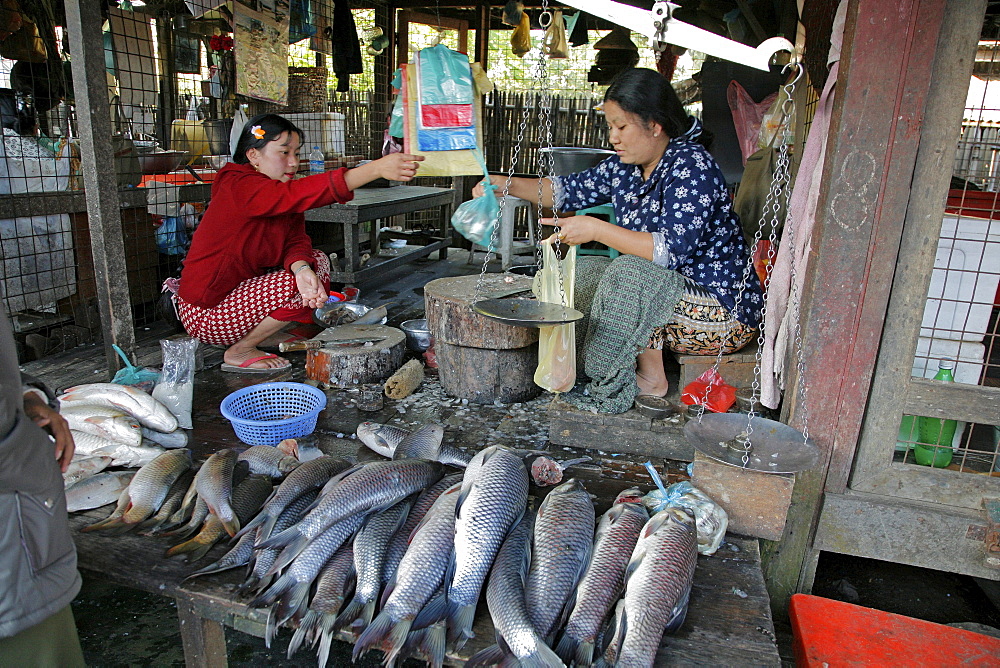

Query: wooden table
[305,186,454,284]
[68,504,780,666]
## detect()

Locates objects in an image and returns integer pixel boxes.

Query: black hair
[0,88,37,136]
[604,68,710,148]
[232,113,305,164]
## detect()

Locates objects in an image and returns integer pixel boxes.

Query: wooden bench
[672,343,760,391]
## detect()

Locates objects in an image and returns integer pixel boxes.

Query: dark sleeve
[20,372,58,410]
[552,158,617,212]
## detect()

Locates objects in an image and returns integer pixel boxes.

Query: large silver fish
[466,511,564,668]
[334,496,414,633]
[236,456,352,543]
[62,405,142,447]
[59,382,178,432]
[81,448,192,532]
[194,449,241,537]
[166,475,273,562]
[525,478,596,642]
[353,482,462,666]
[556,500,649,667]
[138,469,196,535]
[357,421,472,467]
[63,455,113,488]
[141,426,188,449]
[259,459,444,573]
[602,507,698,668]
[71,430,165,467]
[65,470,135,512]
[237,445,300,479]
[286,542,356,663]
[446,445,529,650]
[239,489,320,597]
[82,486,133,532]
[382,472,464,588]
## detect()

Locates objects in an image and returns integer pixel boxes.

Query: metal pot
[400,319,432,351]
[539,146,615,176]
[137,149,188,174]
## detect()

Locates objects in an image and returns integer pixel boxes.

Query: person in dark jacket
[0,302,84,666]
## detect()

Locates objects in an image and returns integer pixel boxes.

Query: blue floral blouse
[552,138,763,327]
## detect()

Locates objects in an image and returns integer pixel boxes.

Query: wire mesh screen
[895,20,1000,474]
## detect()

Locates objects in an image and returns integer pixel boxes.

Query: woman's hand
[472,175,506,198]
[541,215,604,246]
[375,153,425,182]
[294,267,327,309]
[23,392,74,473]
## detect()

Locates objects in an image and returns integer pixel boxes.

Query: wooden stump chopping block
[424,274,542,404]
[305,324,405,388]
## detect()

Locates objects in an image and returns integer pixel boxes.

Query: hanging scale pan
[684,412,820,474]
[472,298,584,328]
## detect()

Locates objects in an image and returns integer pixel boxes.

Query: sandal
[220,353,291,374]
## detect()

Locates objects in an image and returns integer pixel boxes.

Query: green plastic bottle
[914,359,957,468]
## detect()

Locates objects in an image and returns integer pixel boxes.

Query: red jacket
[178,162,353,308]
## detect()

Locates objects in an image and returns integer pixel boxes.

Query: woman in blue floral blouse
[477,68,762,398]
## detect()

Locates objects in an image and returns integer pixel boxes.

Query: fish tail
[521,640,567,668]
[236,574,260,598]
[234,512,266,540]
[465,643,504,668]
[263,606,279,649]
[412,592,447,630]
[255,525,299,551]
[97,519,141,536]
[353,612,410,665]
[220,515,241,538]
[331,597,363,632]
[165,535,216,561]
[249,573,295,609]
[274,581,311,628]
[287,610,318,658]
[410,623,446,668]
[316,627,334,668]
[444,601,476,651]
[555,631,590,667]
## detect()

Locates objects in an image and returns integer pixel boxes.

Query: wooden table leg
[177,600,228,668]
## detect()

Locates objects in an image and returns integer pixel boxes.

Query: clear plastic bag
[533,242,576,393]
[452,183,499,247]
[151,337,198,430]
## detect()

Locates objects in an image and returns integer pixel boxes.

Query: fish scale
[240,489,319,596]
[447,446,529,650]
[194,449,240,536]
[352,483,462,667]
[556,501,649,668]
[237,445,300,479]
[120,448,193,525]
[607,507,698,668]
[286,542,356,662]
[139,469,195,534]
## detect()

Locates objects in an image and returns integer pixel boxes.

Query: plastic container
[220,382,326,446]
[309,146,324,174]
[914,359,957,467]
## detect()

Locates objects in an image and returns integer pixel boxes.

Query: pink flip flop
[220,353,291,374]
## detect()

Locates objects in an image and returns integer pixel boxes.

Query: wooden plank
[64,0,137,377]
[177,601,228,668]
[760,0,958,614]
[903,380,1000,427]
[815,491,999,580]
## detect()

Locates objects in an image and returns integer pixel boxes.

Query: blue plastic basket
[220,382,326,446]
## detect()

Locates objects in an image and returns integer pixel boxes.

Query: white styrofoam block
[920,214,1000,341]
[283,112,346,157]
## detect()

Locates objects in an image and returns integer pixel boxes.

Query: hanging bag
[542,10,569,58]
[451,149,500,246]
[533,241,577,393]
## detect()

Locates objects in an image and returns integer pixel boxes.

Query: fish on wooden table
[237,444,300,479]
[65,470,135,512]
[238,488,320,597]
[139,469,196,535]
[556,499,649,667]
[444,445,529,650]
[194,449,241,537]
[286,542,356,663]
[58,382,178,432]
[258,459,444,574]
[353,482,463,667]
[63,455,113,488]
[357,421,472,467]
[61,405,142,447]
[81,448,192,533]
[601,507,699,668]
[141,426,188,449]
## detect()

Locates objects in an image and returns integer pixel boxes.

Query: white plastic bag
[152,337,198,430]
[533,241,576,393]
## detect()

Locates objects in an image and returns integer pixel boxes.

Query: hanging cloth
[330,0,362,92]
[288,0,317,43]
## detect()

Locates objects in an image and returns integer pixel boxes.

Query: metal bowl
[137,149,188,174]
[400,318,432,351]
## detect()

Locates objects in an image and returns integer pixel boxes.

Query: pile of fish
[78,416,700,668]
[59,383,189,512]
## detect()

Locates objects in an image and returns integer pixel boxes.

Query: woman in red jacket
[176,114,423,372]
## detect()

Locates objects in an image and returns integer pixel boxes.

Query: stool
[790,594,1000,666]
[468,196,538,270]
[575,204,619,259]
[672,343,759,391]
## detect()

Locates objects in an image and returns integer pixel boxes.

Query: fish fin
[410,622,446,668]
[316,624,336,668]
[220,515,241,538]
[235,574,260,598]
[274,581,311,628]
[97,519,141,536]
[255,524,299,551]
[601,599,627,668]
[555,632,581,666]
[465,644,505,668]
[249,572,295,609]
[263,606,279,649]
[262,534,310,579]
[412,591,447,630]
[663,586,692,634]
[444,600,476,651]
[378,573,398,610]
[520,640,567,668]
[353,612,411,665]
[286,610,314,659]
[80,515,124,533]
[332,597,363,632]
[233,511,266,540]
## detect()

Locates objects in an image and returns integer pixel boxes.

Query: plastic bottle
[309,146,324,175]
[914,359,957,467]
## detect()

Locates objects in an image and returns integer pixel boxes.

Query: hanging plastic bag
[230,106,248,157]
[388,68,405,138]
[727,80,777,166]
[156,215,189,255]
[533,241,577,393]
[680,367,736,413]
[111,344,160,392]
[152,337,198,430]
[758,85,793,150]
[542,10,569,59]
[415,45,477,151]
[511,11,531,57]
[452,183,499,247]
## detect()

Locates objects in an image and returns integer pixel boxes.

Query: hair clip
[251,125,265,140]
